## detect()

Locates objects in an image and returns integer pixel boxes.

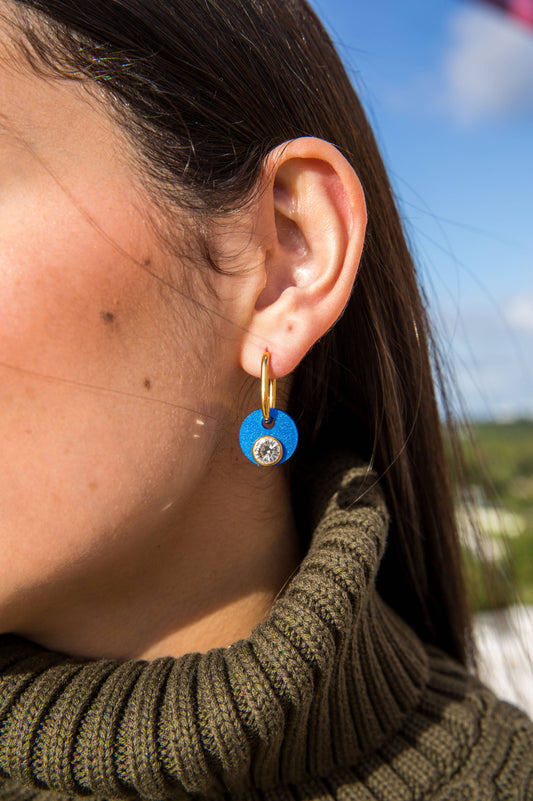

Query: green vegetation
[451,419,533,611]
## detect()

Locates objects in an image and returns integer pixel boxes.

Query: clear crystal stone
[253,435,282,466]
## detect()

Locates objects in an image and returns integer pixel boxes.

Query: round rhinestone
[252,435,283,466]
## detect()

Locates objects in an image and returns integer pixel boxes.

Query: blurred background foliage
[450,420,533,610]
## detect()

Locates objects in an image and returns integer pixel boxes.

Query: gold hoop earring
[239,351,298,466]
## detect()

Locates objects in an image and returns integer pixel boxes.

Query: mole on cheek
[100,311,115,324]
[144,378,152,390]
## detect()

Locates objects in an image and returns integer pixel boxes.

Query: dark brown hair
[7,0,475,665]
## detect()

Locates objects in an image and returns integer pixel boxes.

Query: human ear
[239,137,366,379]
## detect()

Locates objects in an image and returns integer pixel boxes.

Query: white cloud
[434,299,533,419]
[442,6,533,124]
[505,294,533,334]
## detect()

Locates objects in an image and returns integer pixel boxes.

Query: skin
[0,18,366,661]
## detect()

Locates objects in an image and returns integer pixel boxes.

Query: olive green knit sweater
[0,457,532,800]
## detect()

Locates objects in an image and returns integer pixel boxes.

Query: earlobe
[240,137,366,379]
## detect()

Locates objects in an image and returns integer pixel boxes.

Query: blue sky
[309,0,533,420]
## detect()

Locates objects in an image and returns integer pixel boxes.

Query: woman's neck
[14,458,303,662]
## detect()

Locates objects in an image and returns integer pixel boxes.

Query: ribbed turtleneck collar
[0,455,429,800]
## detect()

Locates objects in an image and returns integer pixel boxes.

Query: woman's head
[0,0,472,664]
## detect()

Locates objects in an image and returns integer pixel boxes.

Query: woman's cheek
[0,181,149,381]
[0,184,167,585]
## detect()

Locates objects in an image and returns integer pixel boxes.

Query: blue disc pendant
[239,408,298,466]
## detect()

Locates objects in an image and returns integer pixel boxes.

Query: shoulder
[257,643,533,801]
[393,643,533,800]
[299,643,533,801]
